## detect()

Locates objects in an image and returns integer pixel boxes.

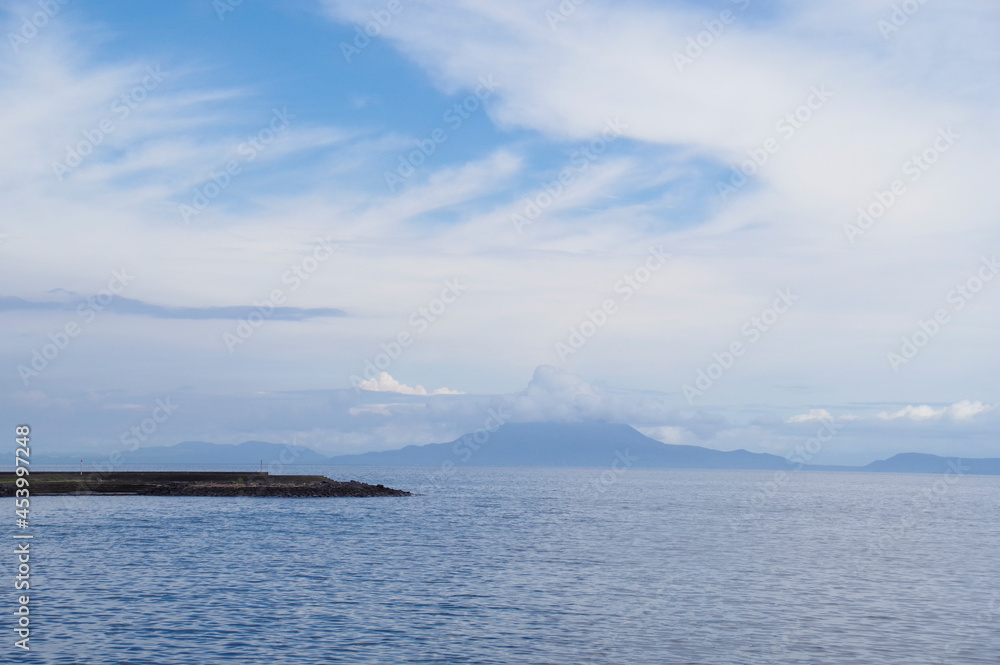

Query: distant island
[0,472,411,497]
[27,422,1000,476]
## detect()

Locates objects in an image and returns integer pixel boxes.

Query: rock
[0,472,412,497]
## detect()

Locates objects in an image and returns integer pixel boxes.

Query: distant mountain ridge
[324,421,794,469]
[37,440,331,466]
[861,452,1000,475]
[32,422,1000,475]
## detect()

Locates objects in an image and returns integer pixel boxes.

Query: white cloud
[946,400,996,421]
[875,400,995,422]
[357,371,463,396]
[786,408,833,423]
[497,365,729,440]
[785,402,995,424]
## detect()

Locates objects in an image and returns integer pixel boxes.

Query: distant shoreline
[0,472,411,497]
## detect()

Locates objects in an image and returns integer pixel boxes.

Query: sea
[6,466,999,664]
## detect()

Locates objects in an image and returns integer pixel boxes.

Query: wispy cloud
[873,401,995,422]
[786,401,996,424]
[0,295,345,321]
[0,2,996,463]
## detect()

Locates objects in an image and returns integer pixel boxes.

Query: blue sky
[1,0,998,464]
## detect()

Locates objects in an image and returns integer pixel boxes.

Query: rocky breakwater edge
[0,472,412,497]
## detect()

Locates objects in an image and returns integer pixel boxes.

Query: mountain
[38,440,331,466]
[34,423,1000,475]
[325,421,795,470]
[862,453,1000,475]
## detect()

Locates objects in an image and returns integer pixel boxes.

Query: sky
[1,0,998,465]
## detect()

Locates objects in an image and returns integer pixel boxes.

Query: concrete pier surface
[0,471,411,497]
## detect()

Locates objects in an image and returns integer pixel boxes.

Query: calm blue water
[5,466,1000,664]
